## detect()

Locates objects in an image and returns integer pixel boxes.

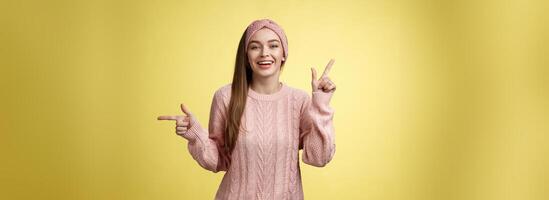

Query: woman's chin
[253,71,278,79]
[252,67,279,78]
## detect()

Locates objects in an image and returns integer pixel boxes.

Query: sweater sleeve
[180,89,230,173]
[299,91,336,167]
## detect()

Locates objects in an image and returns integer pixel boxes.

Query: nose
[260,47,270,57]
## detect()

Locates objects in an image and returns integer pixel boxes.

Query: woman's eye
[250,46,258,50]
[270,45,279,48]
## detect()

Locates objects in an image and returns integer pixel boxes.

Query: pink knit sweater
[181,82,335,200]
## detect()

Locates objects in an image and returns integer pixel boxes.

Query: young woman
[158,19,336,200]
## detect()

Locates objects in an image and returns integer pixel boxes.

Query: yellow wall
[1,0,548,199]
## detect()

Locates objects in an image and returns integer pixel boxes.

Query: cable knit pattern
[180,82,335,200]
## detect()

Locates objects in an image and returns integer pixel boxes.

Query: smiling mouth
[257,60,274,69]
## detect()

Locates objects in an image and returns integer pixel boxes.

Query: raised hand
[157,103,194,137]
[311,59,336,93]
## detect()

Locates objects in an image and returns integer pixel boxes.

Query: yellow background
[1,0,548,199]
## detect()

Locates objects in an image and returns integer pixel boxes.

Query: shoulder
[284,84,310,102]
[214,83,232,98]
[211,84,232,106]
[283,85,311,115]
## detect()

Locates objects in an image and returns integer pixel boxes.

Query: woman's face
[247,28,285,79]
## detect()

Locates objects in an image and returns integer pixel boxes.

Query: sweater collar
[248,82,289,101]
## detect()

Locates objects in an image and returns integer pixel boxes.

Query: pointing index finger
[321,59,335,77]
[157,115,178,121]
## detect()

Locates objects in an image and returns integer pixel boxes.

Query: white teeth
[258,61,274,64]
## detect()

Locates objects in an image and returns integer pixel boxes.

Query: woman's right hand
[157,103,194,137]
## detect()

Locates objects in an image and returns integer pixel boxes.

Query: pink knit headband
[244,19,288,59]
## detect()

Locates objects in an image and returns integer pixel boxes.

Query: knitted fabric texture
[181,83,335,200]
[244,19,289,59]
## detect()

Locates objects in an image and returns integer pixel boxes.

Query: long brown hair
[225,29,285,155]
[225,30,252,155]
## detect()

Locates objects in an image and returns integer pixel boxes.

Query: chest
[237,99,301,150]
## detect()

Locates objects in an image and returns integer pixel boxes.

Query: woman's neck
[250,76,282,95]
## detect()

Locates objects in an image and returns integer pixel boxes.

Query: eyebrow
[250,39,280,44]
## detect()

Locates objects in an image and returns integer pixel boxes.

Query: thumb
[180,103,192,116]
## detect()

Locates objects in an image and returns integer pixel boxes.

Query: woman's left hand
[311,59,336,93]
